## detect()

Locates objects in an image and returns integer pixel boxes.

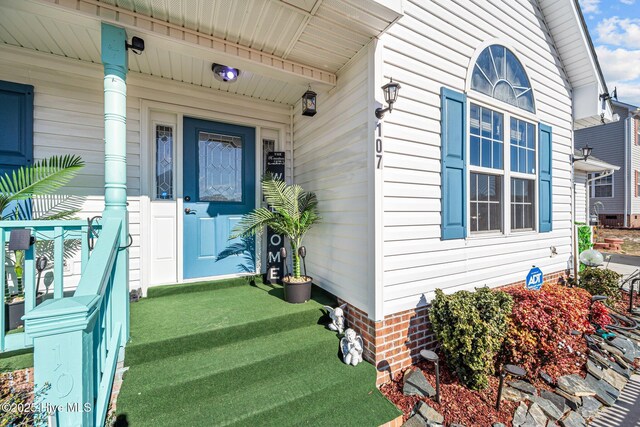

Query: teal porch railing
[11,216,127,427]
[1,220,98,353]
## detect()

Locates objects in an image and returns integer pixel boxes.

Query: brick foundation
[340,270,568,386]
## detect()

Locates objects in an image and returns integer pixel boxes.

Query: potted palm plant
[232,176,320,303]
[1,155,84,331]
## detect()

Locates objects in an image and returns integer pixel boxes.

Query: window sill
[467,230,538,240]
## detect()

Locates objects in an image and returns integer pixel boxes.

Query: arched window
[471,45,535,113]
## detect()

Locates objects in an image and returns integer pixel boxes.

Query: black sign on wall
[265,152,285,283]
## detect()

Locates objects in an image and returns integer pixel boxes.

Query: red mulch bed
[380,355,587,427]
[381,289,640,426]
[381,357,520,427]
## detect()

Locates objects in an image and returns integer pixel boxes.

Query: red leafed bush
[590,301,612,328]
[501,284,592,379]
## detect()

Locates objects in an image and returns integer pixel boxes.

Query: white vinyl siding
[380,0,574,316]
[0,44,292,293]
[293,47,372,315]
[575,172,588,223]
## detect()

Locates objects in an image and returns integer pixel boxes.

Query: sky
[579,0,640,107]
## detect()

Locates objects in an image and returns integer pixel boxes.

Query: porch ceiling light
[212,63,240,83]
[301,86,317,117]
[572,145,592,163]
[375,78,401,119]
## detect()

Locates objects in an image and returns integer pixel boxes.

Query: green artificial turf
[0,348,33,373]
[116,279,401,426]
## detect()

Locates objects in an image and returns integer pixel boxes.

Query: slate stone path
[590,374,640,427]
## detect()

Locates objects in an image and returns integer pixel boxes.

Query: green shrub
[429,287,513,390]
[576,223,593,272]
[578,267,622,302]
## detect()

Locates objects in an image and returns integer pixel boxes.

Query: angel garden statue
[340,328,364,366]
[324,303,347,334]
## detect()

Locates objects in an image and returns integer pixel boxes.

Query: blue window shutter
[0,80,34,220]
[441,87,467,240]
[0,80,34,177]
[538,123,552,232]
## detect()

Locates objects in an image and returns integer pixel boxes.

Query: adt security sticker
[526,267,543,291]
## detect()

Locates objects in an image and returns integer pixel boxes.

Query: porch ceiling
[93,0,401,73]
[0,0,402,105]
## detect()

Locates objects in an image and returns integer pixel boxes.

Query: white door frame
[140,98,287,292]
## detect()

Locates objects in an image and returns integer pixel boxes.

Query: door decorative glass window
[198,132,243,202]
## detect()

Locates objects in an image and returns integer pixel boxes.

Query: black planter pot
[4,294,44,332]
[282,276,312,304]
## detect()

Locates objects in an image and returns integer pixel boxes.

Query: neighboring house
[576,100,640,227]
[573,151,619,225]
[0,0,614,399]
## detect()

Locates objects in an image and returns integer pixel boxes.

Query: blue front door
[183,118,256,279]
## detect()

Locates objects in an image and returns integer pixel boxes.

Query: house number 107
[376,122,383,169]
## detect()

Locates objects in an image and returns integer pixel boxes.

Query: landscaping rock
[415,401,444,424]
[528,395,564,421]
[586,360,604,380]
[600,342,625,359]
[492,423,506,427]
[426,422,443,427]
[609,360,632,379]
[559,411,586,427]
[539,371,555,386]
[584,374,617,406]
[553,388,581,411]
[502,386,527,402]
[557,374,596,397]
[526,402,548,427]
[588,351,611,368]
[601,366,628,391]
[402,414,425,427]
[577,396,601,420]
[510,380,537,396]
[403,369,436,398]
[512,402,528,427]
[449,424,465,427]
[540,390,570,416]
[611,337,638,363]
[520,413,539,427]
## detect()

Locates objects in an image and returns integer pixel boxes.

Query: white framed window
[467,44,538,235]
[589,172,614,198]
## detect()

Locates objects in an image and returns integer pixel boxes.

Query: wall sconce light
[496,364,526,411]
[212,63,240,83]
[420,349,440,403]
[301,86,317,117]
[375,78,401,119]
[572,145,592,163]
[125,36,145,54]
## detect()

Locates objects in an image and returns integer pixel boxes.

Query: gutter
[625,116,630,227]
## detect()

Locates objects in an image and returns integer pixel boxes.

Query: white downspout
[571,127,578,278]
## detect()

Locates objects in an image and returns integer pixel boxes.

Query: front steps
[115,278,400,426]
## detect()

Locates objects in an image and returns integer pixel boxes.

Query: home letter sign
[266,152,285,284]
[525,267,543,291]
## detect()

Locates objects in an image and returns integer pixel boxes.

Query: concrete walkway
[604,253,639,282]
[590,374,640,427]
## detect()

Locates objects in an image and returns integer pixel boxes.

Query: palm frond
[232,176,321,269]
[230,207,276,239]
[0,155,84,203]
